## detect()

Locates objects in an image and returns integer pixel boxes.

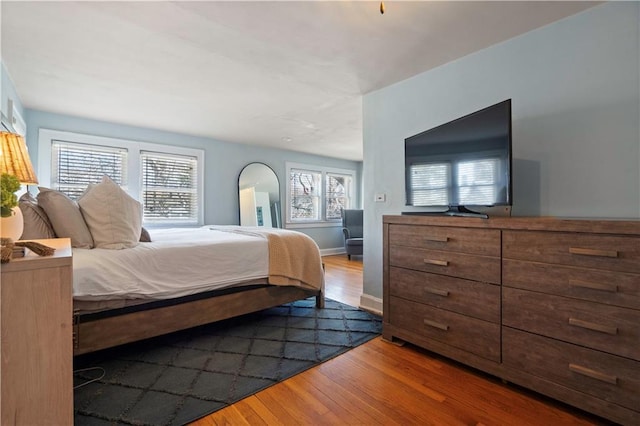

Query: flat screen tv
[404,99,512,218]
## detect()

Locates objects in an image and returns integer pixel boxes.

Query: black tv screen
[405,99,512,215]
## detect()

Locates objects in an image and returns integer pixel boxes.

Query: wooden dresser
[383,216,639,425]
[1,238,73,425]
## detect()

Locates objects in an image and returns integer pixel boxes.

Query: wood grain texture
[383,216,640,425]
[75,285,321,355]
[382,222,391,327]
[192,337,603,426]
[384,215,640,235]
[503,287,640,361]
[503,230,640,273]
[191,254,604,426]
[321,254,363,308]
[390,266,500,322]
[390,245,501,284]
[503,258,640,309]
[389,297,501,362]
[503,327,639,413]
[388,224,501,256]
[1,238,73,426]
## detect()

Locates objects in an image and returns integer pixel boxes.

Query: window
[457,158,500,205]
[39,129,204,226]
[286,162,355,226]
[325,172,353,220]
[52,142,127,200]
[408,162,451,206]
[141,151,198,224]
[289,168,321,221]
[408,157,501,206]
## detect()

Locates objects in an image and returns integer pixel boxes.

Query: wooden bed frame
[73,285,324,355]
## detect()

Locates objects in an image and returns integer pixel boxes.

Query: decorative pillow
[140,227,152,242]
[18,192,56,240]
[37,187,94,249]
[78,176,142,249]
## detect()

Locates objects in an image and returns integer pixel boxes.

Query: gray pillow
[140,227,152,242]
[19,192,56,240]
[37,187,94,249]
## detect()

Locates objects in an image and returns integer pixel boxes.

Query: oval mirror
[238,163,281,227]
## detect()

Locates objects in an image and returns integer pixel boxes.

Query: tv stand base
[402,206,489,219]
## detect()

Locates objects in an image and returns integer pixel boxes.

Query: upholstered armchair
[341,209,363,260]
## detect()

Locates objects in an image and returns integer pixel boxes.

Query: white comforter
[73,226,270,301]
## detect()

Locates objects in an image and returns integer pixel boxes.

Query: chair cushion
[342,209,364,238]
[345,237,363,247]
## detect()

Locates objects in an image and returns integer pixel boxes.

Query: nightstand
[1,238,73,425]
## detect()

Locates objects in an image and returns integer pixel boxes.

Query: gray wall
[23,109,362,250]
[362,2,640,300]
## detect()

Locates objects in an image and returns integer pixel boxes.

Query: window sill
[285,222,342,230]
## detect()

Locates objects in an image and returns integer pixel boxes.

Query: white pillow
[37,187,94,249]
[78,176,143,249]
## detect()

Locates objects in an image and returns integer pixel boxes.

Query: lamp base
[1,206,24,242]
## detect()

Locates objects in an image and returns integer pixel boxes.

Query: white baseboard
[320,247,346,256]
[359,293,383,316]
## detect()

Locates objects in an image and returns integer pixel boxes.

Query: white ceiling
[1,1,598,161]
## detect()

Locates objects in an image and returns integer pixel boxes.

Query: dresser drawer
[389,296,500,362]
[503,327,640,412]
[389,224,500,256]
[503,259,640,310]
[390,267,500,323]
[503,287,640,361]
[503,231,640,273]
[390,246,500,284]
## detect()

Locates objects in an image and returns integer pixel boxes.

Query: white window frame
[38,129,204,227]
[285,162,356,229]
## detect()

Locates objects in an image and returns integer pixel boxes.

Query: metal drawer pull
[569,279,618,293]
[569,247,618,258]
[424,288,450,297]
[568,317,618,335]
[569,363,618,385]
[423,259,449,267]
[423,319,449,331]
[424,236,449,243]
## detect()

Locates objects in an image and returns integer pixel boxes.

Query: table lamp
[1,131,39,241]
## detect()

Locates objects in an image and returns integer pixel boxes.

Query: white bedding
[73,226,270,301]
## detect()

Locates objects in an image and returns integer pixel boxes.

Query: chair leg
[348,254,351,260]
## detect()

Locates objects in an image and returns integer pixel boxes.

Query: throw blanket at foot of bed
[208,226,324,291]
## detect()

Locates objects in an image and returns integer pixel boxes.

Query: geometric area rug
[73,297,382,425]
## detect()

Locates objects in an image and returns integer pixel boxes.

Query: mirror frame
[238,162,281,228]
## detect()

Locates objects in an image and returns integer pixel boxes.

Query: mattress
[72,226,270,302]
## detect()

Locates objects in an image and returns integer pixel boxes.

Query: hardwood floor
[321,254,363,308]
[191,255,605,426]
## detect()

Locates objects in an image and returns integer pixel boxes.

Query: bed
[71,225,325,355]
[19,178,325,355]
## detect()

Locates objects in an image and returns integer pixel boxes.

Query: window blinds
[289,168,321,221]
[457,158,500,205]
[141,151,198,224]
[409,162,451,206]
[326,173,351,220]
[409,158,500,206]
[52,141,127,200]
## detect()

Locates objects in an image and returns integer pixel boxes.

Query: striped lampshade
[0,132,38,184]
